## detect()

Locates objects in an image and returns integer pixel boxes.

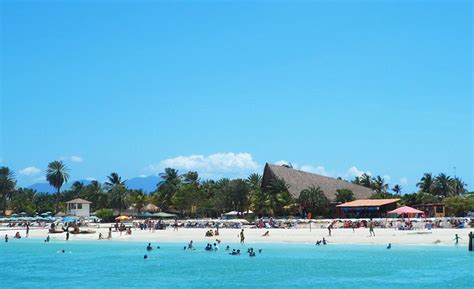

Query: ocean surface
[0,239,472,289]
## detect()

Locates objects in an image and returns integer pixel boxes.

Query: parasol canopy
[152,212,177,218]
[388,206,424,215]
[115,215,131,221]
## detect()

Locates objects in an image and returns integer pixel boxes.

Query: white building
[66,198,92,217]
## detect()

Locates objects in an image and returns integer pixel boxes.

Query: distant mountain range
[27,176,161,194]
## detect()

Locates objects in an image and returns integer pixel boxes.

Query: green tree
[95,208,114,222]
[335,189,355,203]
[392,184,402,195]
[417,173,434,194]
[359,173,372,188]
[46,161,69,211]
[372,175,389,197]
[433,173,452,198]
[0,167,16,211]
[450,177,467,195]
[9,188,36,215]
[105,172,128,215]
[443,196,474,217]
[156,168,181,210]
[299,186,329,217]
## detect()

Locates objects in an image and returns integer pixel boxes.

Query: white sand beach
[4,226,472,246]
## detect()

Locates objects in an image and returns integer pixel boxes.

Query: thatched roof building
[262,163,374,201]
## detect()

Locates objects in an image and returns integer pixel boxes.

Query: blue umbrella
[62,217,78,223]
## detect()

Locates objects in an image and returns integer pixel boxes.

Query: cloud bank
[146,152,259,178]
[19,166,41,176]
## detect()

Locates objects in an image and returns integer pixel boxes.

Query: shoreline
[2,227,471,246]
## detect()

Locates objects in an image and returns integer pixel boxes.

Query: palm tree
[450,177,467,195]
[417,173,433,194]
[299,186,329,216]
[0,167,16,211]
[359,173,373,188]
[433,173,452,198]
[351,176,361,185]
[246,173,262,190]
[372,176,389,197]
[156,168,181,210]
[46,161,69,211]
[392,184,402,195]
[105,172,128,215]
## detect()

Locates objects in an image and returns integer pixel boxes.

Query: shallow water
[0,239,472,289]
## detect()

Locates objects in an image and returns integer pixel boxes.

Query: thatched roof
[262,163,374,201]
[141,203,159,213]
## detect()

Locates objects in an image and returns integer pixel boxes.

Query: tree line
[0,161,472,218]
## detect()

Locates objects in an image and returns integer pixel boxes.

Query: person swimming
[146,243,153,251]
[316,240,321,245]
[188,240,194,250]
[225,245,230,251]
[156,246,160,249]
[258,249,262,254]
[213,243,219,251]
[387,243,392,249]
[322,238,327,245]
[230,249,237,255]
[144,255,148,259]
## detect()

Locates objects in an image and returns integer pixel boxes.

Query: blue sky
[1,1,472,193]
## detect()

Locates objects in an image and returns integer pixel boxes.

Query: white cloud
[400,177,408,185]
[61,155,83,163]
[85,177,97,181]
[299,165,330,177]
[146,152,259,178]
[19,166,41,176]
[274,161,330,177]
[346,166,371,178]
[383,175,391,182]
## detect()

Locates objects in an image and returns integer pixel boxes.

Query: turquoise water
[0,239,472,289]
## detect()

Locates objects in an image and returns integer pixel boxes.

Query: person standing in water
[4,234,8,242]
[240,229,245,244]
[453,234,462,245]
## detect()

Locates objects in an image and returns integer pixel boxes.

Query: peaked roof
[66,198,92,204]
[262,163,374,201]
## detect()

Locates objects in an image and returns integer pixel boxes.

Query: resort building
[261,163,374,201]
[336,199,400,218]
[66,198,92,217]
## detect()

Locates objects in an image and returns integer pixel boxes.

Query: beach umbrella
[388,206,424,215]
[62,217,78,223]
[152,212,177,218]
[40,212,52,216]
[115,215,131,221]
[140,212,154,218]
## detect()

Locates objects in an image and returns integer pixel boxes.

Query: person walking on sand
[174,219,178,231]
[240,229,245,244]
[66,231,70,241]
[369,221,375,237]
[453,234,462,245]
[327,224,332,236]
[26,223,30,237]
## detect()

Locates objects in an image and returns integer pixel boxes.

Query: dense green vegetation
[0,162,472,218]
